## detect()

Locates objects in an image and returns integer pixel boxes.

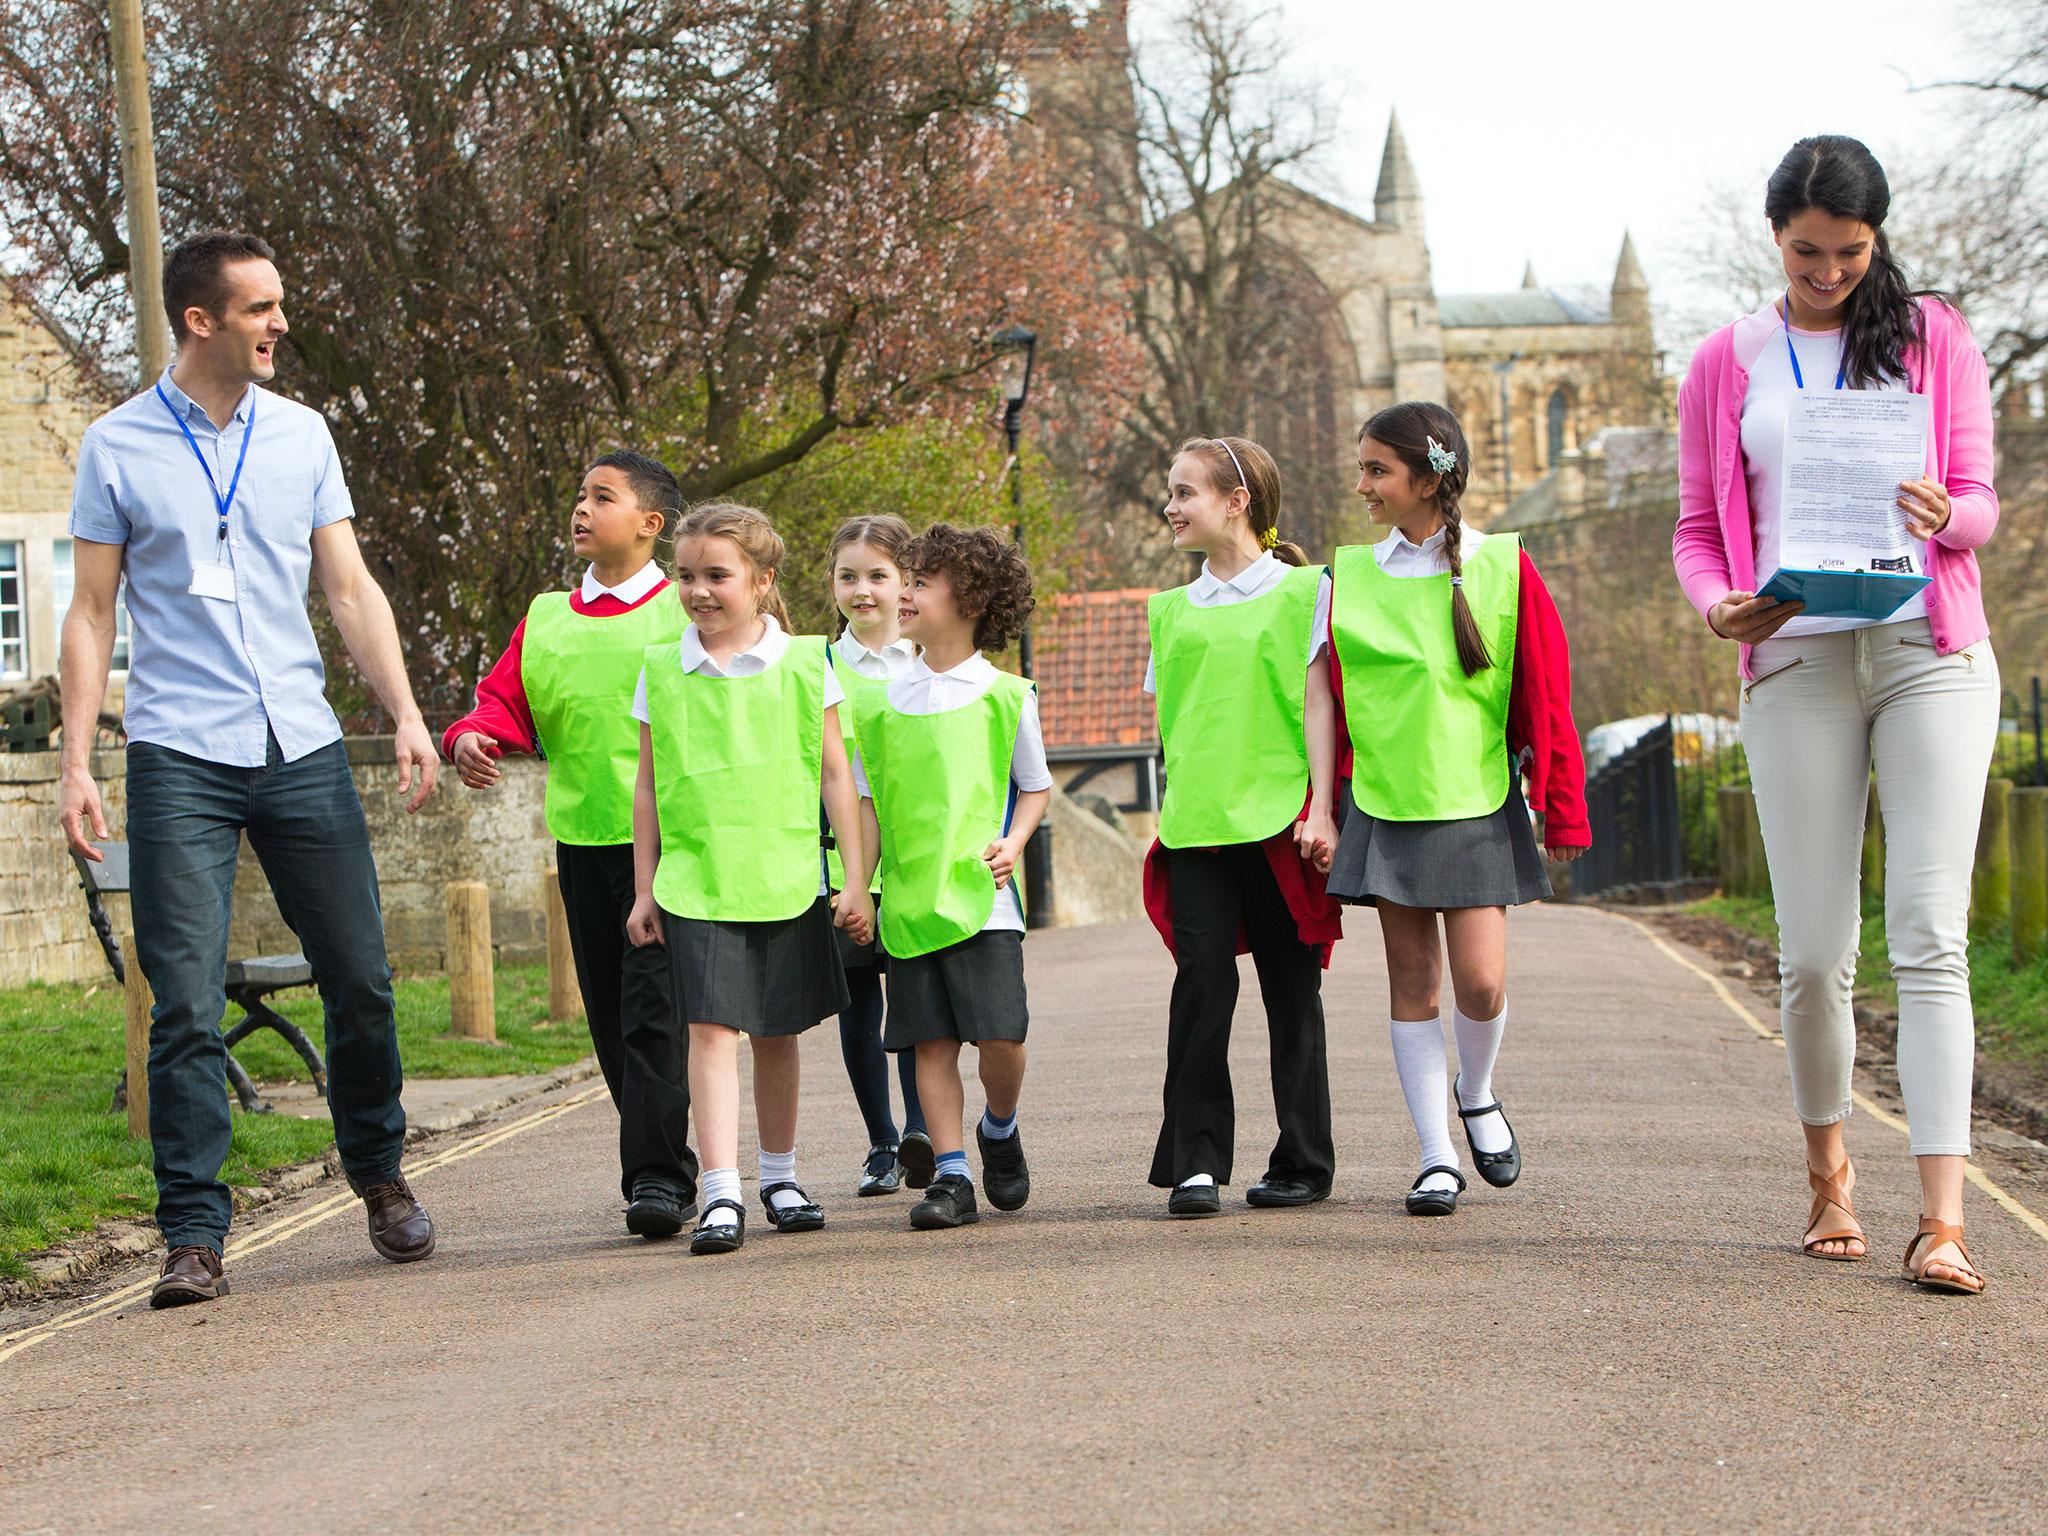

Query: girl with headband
[1324,403,1588,1217]
[1141,434,1344,1217]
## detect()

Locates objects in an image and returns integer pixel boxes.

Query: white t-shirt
[1740,321,1926,636]
[631,614,845,900]
[1141,553,1333,694]
[851,651,1053,935]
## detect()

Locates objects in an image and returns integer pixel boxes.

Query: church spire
[1521,259,1539,290]
[1612,230,1648,295]
[1374,110,1423,234]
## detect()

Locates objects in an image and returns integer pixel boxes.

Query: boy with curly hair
[850,523,1051,1230]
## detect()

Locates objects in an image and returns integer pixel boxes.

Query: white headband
[1214,437,1247,488]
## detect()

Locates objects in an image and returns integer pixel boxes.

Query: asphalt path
[5,906,2046,1534]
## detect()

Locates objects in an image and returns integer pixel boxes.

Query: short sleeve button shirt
[68,369,357,766]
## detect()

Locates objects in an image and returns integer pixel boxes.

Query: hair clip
[1425,436,1458,475]
[1450,575,1464,587]
[1259,527,1281,550]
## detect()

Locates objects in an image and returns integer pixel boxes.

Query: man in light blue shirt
[58,231,442,1307]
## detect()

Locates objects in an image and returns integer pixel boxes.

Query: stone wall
[2,740,1151,987]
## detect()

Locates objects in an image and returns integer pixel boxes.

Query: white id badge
[188,562,237,602]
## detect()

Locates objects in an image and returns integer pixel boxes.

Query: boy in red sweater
[444,452,699,1238]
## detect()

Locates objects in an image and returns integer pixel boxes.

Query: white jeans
[1739,617,1999,1155]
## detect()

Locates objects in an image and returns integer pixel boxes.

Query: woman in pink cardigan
[1673,135,2000,1296]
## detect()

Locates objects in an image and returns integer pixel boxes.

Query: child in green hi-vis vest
[1329,402,1589,1219]
[442,452,700,1242]
[850,523,1051,1232]
[1140,435,1344,1220]
[824,516,931,1199]
[625,503,876,1257]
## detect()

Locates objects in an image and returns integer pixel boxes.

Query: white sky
[1132,0,1987,345]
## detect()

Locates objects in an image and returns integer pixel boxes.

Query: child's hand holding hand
[626,892,665,948]
[452,731,502,790]
[983,834,1026,890]
[833,887,876,947]
[1295,807,1337,875]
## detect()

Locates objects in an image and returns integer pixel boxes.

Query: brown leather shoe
[150,1244,229,1309]
[353,1173,436,1263]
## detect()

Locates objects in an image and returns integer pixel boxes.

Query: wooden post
[1740,790,1769,900]
[120,932,152,1140]
[544,870,583,1022]
[2010,787,2048,966]
[1974,778,2013,938]
[1718,786,1747,897]
[1860,778,1884,909]
[107,0,170,383]
[445,881,497,1042]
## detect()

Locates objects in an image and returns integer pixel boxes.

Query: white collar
[1388,525,1448,556]
[833,628,916,665]
[580,560,665,606]
[1192,552,1279,599]
[678,612,785,674]
[908,649,996,686]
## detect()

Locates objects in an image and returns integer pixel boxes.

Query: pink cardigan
[1673,296,1999,679]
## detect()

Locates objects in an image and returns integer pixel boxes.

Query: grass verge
[1690,894,2048,1069]
[0,964,589,1282]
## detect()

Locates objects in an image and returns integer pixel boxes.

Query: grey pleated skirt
[662,897,850,1036]
[1328,776,1552,910]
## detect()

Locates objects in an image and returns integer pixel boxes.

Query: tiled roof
[1034,588,1158,753]
[1439,284,1613,329]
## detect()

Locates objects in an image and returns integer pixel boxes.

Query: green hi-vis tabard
[519,589,683,846]
[643,633,828,922]
[825,649,890,895]
[852,673,1031,959]
[1149,562,1322,849]
[1332,532,1521,823]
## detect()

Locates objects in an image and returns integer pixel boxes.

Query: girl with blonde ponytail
[1139,434,1343,1217]
[1325,402,1589,1218]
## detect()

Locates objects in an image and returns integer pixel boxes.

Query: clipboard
[1756,567,1931,622]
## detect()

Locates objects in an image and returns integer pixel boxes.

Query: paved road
[5,906,2046,1534]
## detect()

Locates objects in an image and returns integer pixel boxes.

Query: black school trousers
[1150,841,1334,1189]
[555,841,699,1202]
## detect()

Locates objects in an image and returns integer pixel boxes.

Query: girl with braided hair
[1325,402,1589,1216]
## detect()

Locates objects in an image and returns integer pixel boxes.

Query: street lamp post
[993,324,1053,929]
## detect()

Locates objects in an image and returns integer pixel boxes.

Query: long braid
[1442,490,1493,676]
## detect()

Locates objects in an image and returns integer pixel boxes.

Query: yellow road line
[0,1083,606,1367]
[1602,909,2048,1246]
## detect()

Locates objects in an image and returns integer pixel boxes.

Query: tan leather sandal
[1802,1162,1867,1262]
[1903,1219,1986,1296]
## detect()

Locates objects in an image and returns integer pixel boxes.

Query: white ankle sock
[699,1167,742,1225]
[1177,1174,1216,1189]
[1390,1017,1459,1193]
[1452,1004,1511,1155]
[759,1148,804,1213]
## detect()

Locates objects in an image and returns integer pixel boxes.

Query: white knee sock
[759,1147,804,1213]
[1452,1003,1512,1156]
[699,1167,742,1226]
[1390,1017,1458,1193]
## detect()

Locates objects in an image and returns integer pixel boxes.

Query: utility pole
[108,0,170,384]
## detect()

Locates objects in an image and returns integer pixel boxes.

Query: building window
[52,539,132,672]
[1547,388,1571,466]
[0,542,23,679]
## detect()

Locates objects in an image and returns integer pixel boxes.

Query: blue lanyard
[155,384,254,544]
[1782,293,1846,390]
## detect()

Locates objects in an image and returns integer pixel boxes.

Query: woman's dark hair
[163,230,276,342]
[900,522,1036,651]
[1176,436,1307,566]
[589,450,682,541]
[1764,135,1947,389]
[1358,401,1491,675]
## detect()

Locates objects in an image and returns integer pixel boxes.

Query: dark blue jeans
[127,736,406,1251]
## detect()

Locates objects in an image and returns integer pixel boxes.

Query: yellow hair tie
[1259,527,1281,550]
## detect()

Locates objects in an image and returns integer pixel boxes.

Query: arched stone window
[1546,387,1571,466]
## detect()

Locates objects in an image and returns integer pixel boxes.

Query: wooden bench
[74,842,329,1113]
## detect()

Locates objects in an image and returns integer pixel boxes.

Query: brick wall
[0,739,552,986]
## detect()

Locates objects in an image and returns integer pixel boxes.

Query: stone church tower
[1023,2,1660,537]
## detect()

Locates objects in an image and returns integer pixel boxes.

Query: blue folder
[1757,567,1931,621]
